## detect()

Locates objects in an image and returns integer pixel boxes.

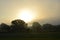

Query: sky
[0,0,60,25]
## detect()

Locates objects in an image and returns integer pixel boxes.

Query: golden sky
[0,0,60,25]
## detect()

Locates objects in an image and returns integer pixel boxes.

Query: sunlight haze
[0,0,60,25]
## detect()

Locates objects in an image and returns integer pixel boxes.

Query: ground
[0,32,60,40]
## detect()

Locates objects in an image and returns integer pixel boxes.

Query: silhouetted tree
[55,25,60,32]
[42,23,55,32]
[0,19,60,33]
[32,22,41,32]
[10,19,28,32]
[0,23,10,32]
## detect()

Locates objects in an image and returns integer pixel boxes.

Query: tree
[42,23,55,32]
[10,19,28,32]
[55,25,60,32]
[32,22,41,32]
[0,23,10,32]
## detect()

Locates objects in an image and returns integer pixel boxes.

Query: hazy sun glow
[17,9,35,23]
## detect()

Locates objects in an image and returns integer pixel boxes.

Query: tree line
[0,19,60,33]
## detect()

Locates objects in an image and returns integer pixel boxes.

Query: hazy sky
[0,0,60,25]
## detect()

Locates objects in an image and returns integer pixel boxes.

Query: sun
[17,9,35,23]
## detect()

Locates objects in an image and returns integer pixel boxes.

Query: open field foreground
[0,32,60,40]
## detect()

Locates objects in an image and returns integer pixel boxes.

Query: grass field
[0,32,60,40]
